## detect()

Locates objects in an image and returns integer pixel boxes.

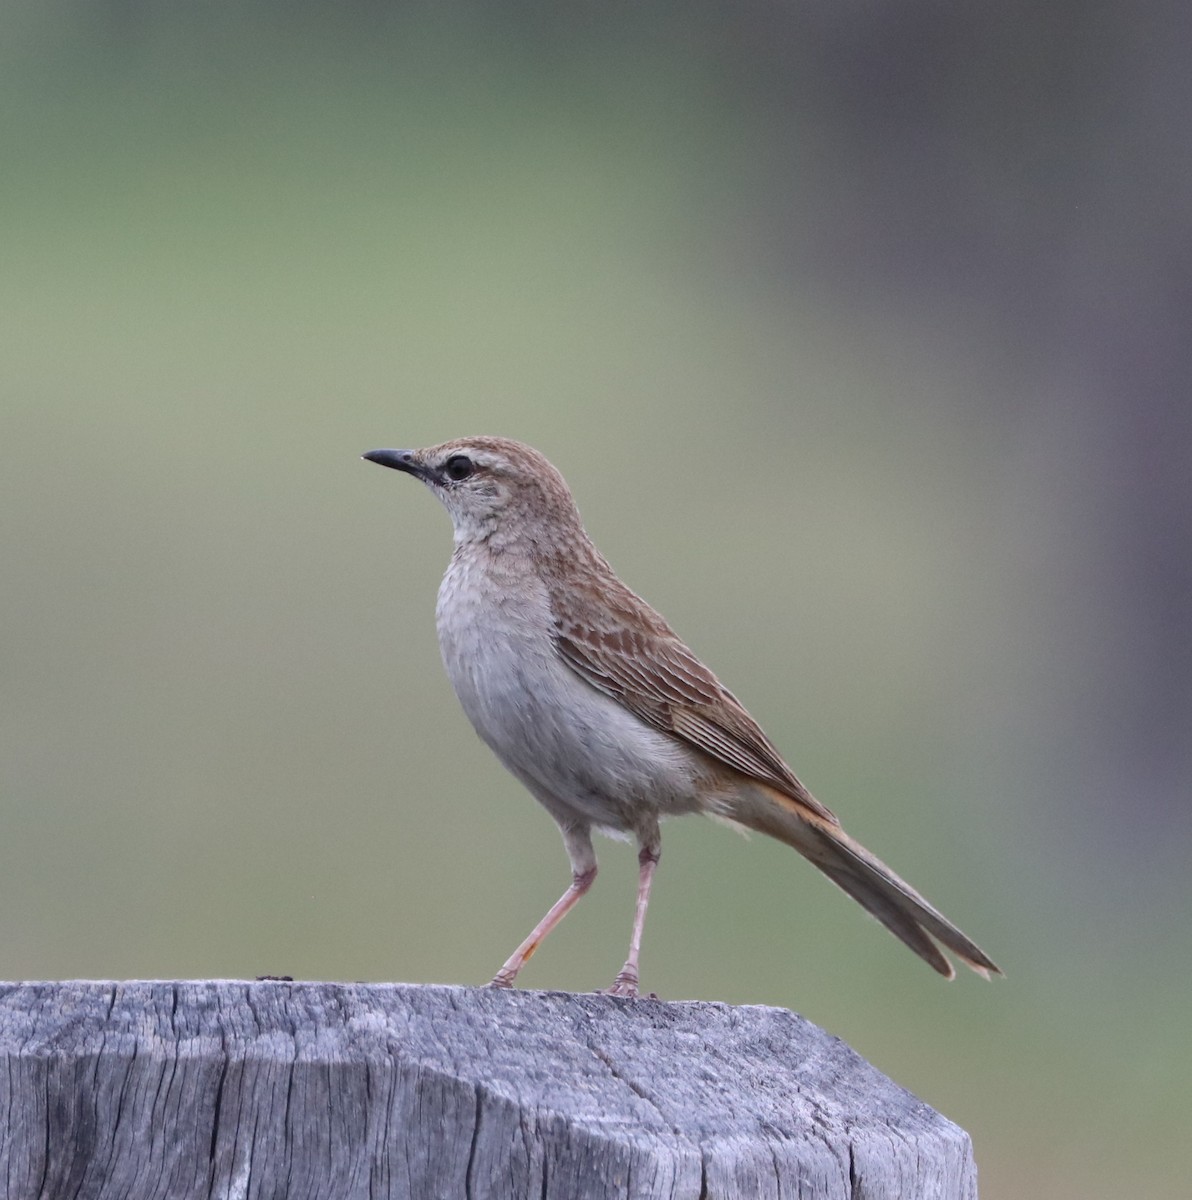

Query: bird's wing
[553,596,838,825]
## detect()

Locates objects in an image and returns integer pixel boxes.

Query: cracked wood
[0,981,978,1199]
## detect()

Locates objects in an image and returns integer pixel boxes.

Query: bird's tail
[726,783,1001,979]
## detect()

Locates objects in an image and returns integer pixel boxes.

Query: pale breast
[434,549,704,834]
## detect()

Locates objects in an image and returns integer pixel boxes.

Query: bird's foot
[605,970,640,998]
[486,972,517,989]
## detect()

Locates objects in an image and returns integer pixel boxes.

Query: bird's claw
[605,972,640,998]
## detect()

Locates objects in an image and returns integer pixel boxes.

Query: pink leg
[488,865,597,988]
[607,844,660,998]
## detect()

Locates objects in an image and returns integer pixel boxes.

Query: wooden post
[0,981,977,1199]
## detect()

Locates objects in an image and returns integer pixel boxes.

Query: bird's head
[363,436,579,545]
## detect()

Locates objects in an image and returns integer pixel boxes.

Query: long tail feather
[730,784,1001,979]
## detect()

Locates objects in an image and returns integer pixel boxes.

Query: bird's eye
[443,454,475,482]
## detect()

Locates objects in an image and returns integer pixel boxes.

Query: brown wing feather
[552,593,838,825]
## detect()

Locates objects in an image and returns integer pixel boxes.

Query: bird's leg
[607,842,661,998]
[488,824,597,989]
[487,867,596,988]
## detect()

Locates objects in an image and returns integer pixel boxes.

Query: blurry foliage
[2,4,1190,1198]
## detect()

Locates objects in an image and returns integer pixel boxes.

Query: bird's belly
[437,599,702,832]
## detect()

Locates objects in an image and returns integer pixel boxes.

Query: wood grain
[0,981,977,1199]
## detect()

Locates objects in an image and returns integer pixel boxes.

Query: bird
[362,436,1000,996]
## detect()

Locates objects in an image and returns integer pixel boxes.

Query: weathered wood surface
[0,981,976,1199]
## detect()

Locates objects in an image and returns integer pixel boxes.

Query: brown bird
[364,437,1000,995]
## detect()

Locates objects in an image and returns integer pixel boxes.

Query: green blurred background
[3,3,1190,1196]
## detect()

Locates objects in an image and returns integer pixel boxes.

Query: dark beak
[362,449,422,477]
